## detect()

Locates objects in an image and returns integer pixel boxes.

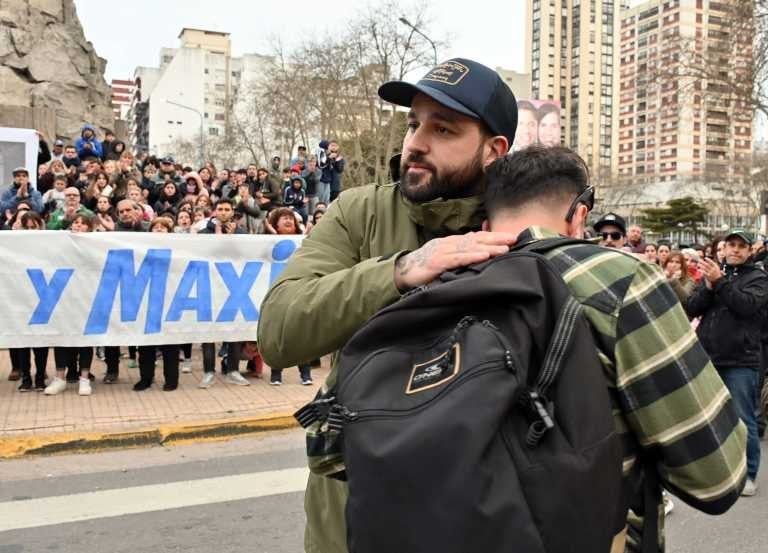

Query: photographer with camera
[316,140,345,204]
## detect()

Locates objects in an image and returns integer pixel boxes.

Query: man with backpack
[259,58,519,552]
[478,146,746,551]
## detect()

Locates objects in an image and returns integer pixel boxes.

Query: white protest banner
[0,231,303,347]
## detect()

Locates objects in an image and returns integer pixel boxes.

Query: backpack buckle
[294,395,337,428]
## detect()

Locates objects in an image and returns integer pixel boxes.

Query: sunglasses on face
[601,231,624,241]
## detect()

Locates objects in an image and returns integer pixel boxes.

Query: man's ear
[482,219,490,232]
[566,204,589,238]
[483,136,509,167]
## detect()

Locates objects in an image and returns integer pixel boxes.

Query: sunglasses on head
[601,231,624,241]
[565,185,595,222]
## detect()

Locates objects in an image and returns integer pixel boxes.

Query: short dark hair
[485,145,590,220]
[215,198,234,209]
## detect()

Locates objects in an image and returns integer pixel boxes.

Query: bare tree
[224,0,442,185]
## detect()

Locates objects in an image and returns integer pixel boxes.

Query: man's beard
[399,146,486,203]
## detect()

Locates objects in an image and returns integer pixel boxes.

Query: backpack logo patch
[406,344,461,394]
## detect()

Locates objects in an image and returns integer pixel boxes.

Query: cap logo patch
[422,61,470,86]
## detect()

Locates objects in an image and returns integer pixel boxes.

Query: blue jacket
[75,124,103,159]
[0,184,43,213]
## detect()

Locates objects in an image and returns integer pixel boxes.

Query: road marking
[0,466,309,532]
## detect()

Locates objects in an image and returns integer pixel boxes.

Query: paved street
[0,430,766,553]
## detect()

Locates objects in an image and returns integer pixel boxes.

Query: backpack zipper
[336,360,509,422]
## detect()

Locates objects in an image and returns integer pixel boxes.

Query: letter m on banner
[84,249,172,335]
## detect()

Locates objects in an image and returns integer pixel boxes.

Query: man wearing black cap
[0,167,43,214]
[594,212,627,249]
[259,58,518,551]
[686,229,768,497]
[153,156,183,191]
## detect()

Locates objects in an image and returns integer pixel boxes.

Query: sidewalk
[0,347,326,458]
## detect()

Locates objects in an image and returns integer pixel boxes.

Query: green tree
[641,197,709,242]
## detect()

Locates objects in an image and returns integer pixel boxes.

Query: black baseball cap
[378,58,518,151]
[593,212,627,235]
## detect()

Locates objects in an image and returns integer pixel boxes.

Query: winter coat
[302,166,322,196]
[283,183,306,208]
[75,124,103,159]
[0,184,43,213]
[686,261,768,369]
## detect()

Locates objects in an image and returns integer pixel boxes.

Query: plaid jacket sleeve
[613,261,747,515]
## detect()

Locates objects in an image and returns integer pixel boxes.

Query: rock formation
[0,0,115,140]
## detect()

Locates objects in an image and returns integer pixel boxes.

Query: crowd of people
[3,126,347,395]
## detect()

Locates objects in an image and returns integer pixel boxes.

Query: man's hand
[224,222,236,234]
[64,205,77,220]
[394,231,517,292]
[699,258,723,289]
[16,181,28,197]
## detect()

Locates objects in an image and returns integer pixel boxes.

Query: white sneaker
[742,479,758,497]
[44,377,67,395]
[225,371,250,386]
[198,372,215,389]
[181,360,192,373]
[78,378,92,396]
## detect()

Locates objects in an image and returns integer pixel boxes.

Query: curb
[0,413,299,460]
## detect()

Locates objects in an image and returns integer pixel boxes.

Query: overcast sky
[74,0,528,82]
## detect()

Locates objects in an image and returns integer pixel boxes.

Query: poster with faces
[512,99,561,152]
[0,127,38,190]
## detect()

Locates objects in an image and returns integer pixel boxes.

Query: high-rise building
[614,0,752,185]
[110,79,135,122]
[126,28,273,157]
[525,0,625,171]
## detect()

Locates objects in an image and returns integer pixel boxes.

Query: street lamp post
[398,16,438,66]
[162,98,204,167]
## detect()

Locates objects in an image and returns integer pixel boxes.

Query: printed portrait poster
[512,99,561,152]
[0,127,38,192]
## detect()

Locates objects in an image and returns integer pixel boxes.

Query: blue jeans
[720,367,761,480]
[316,181,331,205]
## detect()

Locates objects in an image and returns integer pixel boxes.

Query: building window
[208,127,219,136]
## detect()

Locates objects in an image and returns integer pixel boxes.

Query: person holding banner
[131,216,182,392]
[45,214,97,396]
[10,211,50,391]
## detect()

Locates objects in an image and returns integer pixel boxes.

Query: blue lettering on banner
[166,260,213,322]
[269,240,297,286]
[84,249,172,335]
[215,261,262,322]
[27,268,74,325]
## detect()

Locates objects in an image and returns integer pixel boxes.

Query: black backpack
[297,239,629,553]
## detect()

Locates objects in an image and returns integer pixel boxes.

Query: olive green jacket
[258,181,485,372]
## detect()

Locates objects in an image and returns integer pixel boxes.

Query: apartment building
[614,0,753,185]
[525,0,625,171]
[110,79,135,121]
